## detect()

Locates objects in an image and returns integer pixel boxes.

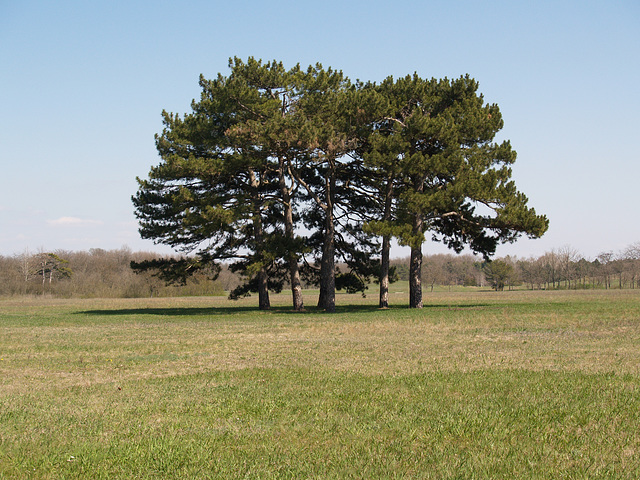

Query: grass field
[1,287,639,478]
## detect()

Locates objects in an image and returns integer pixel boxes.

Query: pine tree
[366,74,548,308]
[223,58,308,311]
[133,69,281,309]
[293,65,379,312]
[358,81,407,308]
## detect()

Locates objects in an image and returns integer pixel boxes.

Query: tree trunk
[379,175,394,309]
[250,169,270,310]
[279,156,304,311]
[409,214,424,309]
[287,241,304,311]
[318,209,336,312]
[258,267,270,310]
[379,235,390,308]
[318,160,336,312]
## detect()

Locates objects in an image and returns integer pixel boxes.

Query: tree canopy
[133,57,548,311]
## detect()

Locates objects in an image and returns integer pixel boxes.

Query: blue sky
[1,0,638,260]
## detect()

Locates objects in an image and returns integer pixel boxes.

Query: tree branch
[287,158,327,211]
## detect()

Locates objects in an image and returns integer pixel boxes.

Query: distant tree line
[512,243,640,291]
[0,247,227,298]
[1,242,638,299]
[393,242,640,291]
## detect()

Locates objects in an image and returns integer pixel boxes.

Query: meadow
[1,286,639,478]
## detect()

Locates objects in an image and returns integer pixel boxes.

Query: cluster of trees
[0,248,227,298]
[406,242,640,291]
[133,57,547,311]
[391,254,484,291]
[514,243,640,290]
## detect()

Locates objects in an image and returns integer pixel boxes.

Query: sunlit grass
[1,289,639,478]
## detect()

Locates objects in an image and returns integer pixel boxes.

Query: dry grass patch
[1,290,640,478]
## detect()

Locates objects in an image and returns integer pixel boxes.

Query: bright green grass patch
[1,369,639,478]
[1,290,640,478]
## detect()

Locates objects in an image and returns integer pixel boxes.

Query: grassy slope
[1,289,639,478]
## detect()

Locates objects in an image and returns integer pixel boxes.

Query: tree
[367,74,548,307]
[291,64,378,311]
[596,251,614,289]
[15,248,33,283]
[518,257,546,290]
[292,66,339,311]
[557,245,580,288]
[539,250,560,289]
[422,254,447,292]
[483,259,514,291]
[133,62,289,309]
[220,58,308,311]
[359,81,407,307]
[623,242,640,289]
[34,252,72,294]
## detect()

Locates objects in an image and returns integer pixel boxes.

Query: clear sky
[1,0,638,260]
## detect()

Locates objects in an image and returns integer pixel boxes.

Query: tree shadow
[80,306,265,317]
[79,302,495,318]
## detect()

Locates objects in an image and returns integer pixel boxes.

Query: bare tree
[557,245,580,289]
[596,252,615,289]
[14,249,34,283]
[623,242,640,289]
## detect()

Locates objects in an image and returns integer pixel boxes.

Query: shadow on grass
[79,303,494,318]
[80,306,271,317]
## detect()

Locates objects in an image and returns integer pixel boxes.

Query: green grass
[1,289,640,478]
